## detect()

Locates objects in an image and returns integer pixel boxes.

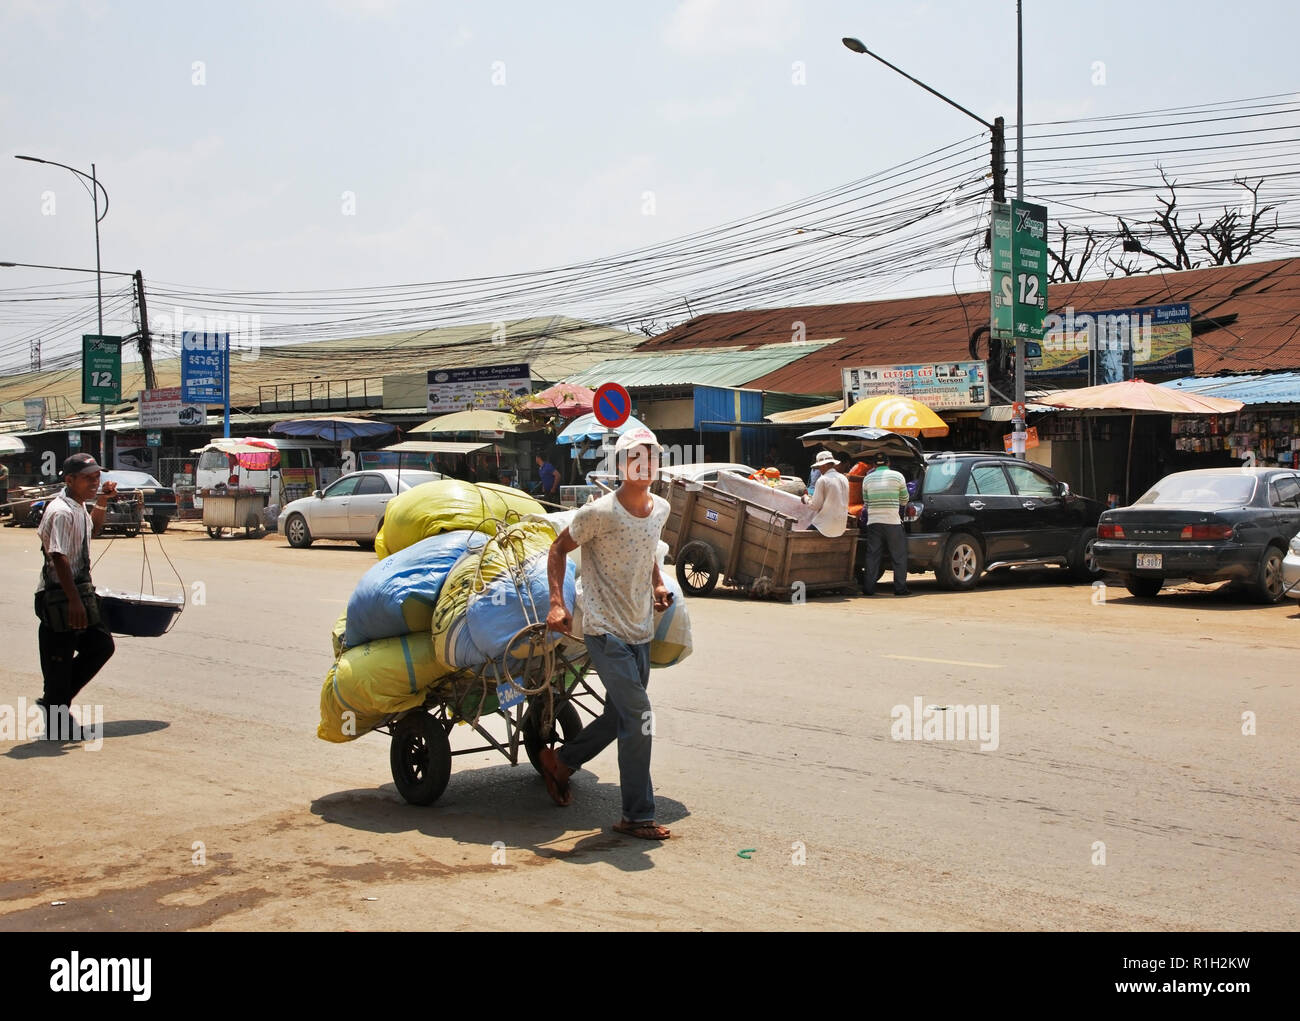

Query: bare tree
[1106,170,1279,276]
[1047,222,1107,282]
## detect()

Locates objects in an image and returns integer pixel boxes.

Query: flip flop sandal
[538,747,572,807]
[613,819,671,840]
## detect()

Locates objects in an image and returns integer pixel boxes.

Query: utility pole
[30,337,41,373]
[134,270,156,391]
[991,116,1006,204]
[1013,0,1027,455]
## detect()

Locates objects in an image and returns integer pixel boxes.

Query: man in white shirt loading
[862,452,912,596]
[802,450,849,536]
[542,427,674,840]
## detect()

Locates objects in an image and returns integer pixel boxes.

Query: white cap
[613,426,661,455]
[812,450,840,468]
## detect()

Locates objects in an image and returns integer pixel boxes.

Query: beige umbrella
[409,410,534,434]
[1043,380,1244,502]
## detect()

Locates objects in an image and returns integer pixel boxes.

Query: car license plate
[1136,553,1162,570]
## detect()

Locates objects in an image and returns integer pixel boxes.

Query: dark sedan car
[1093,468,1300,602]
[801,428,1105,590]
[100,470,178,535]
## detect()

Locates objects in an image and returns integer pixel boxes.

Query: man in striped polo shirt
[862,452,911,597]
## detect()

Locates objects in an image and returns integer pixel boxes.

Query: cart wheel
[676,540,719,596]
[150,515,169,535]
[206,526,223,539]
[521,701,583,775]
[390,712,452,806]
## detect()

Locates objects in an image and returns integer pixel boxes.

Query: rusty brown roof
[641,258,1300,395]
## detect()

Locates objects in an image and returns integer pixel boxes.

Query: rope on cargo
[460,513,565,734]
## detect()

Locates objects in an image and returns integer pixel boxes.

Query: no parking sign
[593,382,631,429]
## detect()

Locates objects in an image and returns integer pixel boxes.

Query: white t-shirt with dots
[568,491,670,645]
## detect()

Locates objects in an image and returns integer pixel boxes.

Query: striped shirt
[36,490,93,592]
[864,467,909,526]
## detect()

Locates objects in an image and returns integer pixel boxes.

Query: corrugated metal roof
[1162,371,1300,405]
[0,316,643,424]
[640,257,1300,395]
[562,343,832,388]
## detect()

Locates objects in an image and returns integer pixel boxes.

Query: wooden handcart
[662,477,857,598]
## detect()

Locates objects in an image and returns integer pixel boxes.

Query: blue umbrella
[555,412,648,444]
[271,417,395,441]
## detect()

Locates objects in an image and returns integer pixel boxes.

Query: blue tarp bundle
[345,530,488,648]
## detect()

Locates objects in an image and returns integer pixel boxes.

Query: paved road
[1,521,1296,930]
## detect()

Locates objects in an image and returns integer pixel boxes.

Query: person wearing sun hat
[802,449,849,537]
[541,425,674,840]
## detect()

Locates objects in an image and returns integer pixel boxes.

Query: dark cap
[62,452,102,476]
[873,452,889,465]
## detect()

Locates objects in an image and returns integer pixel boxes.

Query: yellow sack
[329,631,453,719]
[317,674,389,743]
[375,480,543,558]
[430,521,559,669]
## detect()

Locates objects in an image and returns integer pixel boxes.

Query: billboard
[181,332,229,403]
[842,361,990,411]
[426,363,531,413]
[139,387,207,429]
[1032,303,1192,382]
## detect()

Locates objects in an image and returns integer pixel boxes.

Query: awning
[0,434,27,454]
[381,440,493,455]
[765,399,844,425]
[979,403,1061,422]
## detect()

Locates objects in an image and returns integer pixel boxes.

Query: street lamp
[15,154,111,460]
[842,15,1029,454]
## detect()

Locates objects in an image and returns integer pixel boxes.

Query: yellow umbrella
[833,396,949,437]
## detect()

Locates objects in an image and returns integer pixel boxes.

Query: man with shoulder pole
[540,427,674,840]
[33,453,117,741]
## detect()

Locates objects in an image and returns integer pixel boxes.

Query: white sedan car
[279,469,441,549]
[1283,530,1300,600]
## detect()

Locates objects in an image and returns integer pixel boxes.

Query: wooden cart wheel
[676,540,719,596]
[390,712,453,806]
[521,701,583,775]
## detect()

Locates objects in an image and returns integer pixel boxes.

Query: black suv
[803,429,1103,590]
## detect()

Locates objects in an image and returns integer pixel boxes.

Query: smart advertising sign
[842,361,990,411]
[991,200,1049,345]
[81,335,123,404]
[1030,302,1192,382]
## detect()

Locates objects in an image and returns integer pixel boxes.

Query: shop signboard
[842,361,990,411]
[426,363,531,414]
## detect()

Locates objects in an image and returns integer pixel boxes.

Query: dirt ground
[1,519,1296,931]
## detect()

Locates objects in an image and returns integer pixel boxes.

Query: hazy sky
[3,0,1299,370]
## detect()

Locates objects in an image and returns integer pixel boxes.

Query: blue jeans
[557,633,655,823]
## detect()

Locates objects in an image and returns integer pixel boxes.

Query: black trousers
[864,522,909,595]
[37,617,115,708]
